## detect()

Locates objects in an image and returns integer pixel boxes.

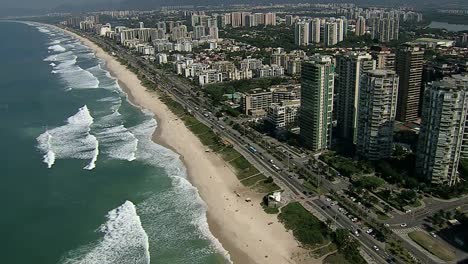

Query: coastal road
[310,197,392,263]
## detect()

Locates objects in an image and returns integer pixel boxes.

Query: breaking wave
[36,105,99,170]
[60,201,150,264]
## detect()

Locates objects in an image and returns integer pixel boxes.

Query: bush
[278,202,329,246]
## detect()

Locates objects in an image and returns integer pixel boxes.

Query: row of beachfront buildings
[241,45,468,187]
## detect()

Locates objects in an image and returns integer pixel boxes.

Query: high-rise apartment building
[285,15,297,26]
[355,16,366,36]
[395,45,424,122]
[336,18,345,42]
[193,25,206,39]
[416,75,468,186]
[309,18,321,43]
[300,56,335,151]
[371,17,399,43]
[356,70,399,160]
[295,22,309,46]
[370,46,395,70]
[336,52,376,143]
[265,12,276,26]
[231,12,242,27]
[324,22,338,46]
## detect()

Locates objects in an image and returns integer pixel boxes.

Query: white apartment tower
[309,18,321,43]
[416,75,468,186]
[355,16,366,36]
[356,70,399,160]
[295,22,309,46]
[336,52,376,143]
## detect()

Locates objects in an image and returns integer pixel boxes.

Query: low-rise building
[241,89,273,116]
[198,70,223,86]
[256,64,284,78]
[266,100,301,129]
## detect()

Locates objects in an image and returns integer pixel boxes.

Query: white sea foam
[30,22,231,260]
[48,44,66,52]
[83,135,99,170]
[95,124,137,161]
[36,106,99,169]
[130,114,232,262]
[37,27,50,33]
[45,51,99,89]
[36,131,56,168]
[61,201,150,264]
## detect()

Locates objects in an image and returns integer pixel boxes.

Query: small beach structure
[264,191,282,208]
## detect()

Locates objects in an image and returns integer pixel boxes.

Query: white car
[326,198,331,202]
[373,245,379,251]
[338,207,344,212]
[430,232,437,238]
[366,228,373,234]
[400,223,407,227]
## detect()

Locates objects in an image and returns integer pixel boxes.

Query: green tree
[354,176,385,190]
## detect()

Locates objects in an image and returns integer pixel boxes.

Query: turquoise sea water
[0,21,228,264]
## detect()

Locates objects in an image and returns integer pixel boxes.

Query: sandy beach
[54,28,319,264]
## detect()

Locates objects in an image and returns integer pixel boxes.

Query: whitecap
[36,131,56,169]
[48,44,66,53]
[129,114,232,262]
[60,201,150,264]
[36,105,99,169]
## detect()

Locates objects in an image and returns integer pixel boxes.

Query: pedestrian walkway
[391,226,423,235]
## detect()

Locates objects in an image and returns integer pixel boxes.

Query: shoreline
[56,26,309,264]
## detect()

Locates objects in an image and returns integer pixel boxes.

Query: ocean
[0,21,229,264]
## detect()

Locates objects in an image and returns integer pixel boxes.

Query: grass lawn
[310,242,337,258]
[387,240,418,264]
[253,180,281,193]
[241,174,267,186]
[408,231,456,261]
[376,211,390,220]
[219,147,241,161]
[181,115,199,126]
[198,132,220,146]
[323,252,349,264]
[229,156,260,179]
[230,156,252,170]
[303,180,318,193]
[189,122,211,135]
[262,205,279,214]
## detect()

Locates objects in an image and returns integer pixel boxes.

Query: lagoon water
[0,21,228,264]
[428,21,468,32]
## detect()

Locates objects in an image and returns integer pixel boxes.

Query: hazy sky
[1,0,116,9]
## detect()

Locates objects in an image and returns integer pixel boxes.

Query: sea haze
[0,21,229,264]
